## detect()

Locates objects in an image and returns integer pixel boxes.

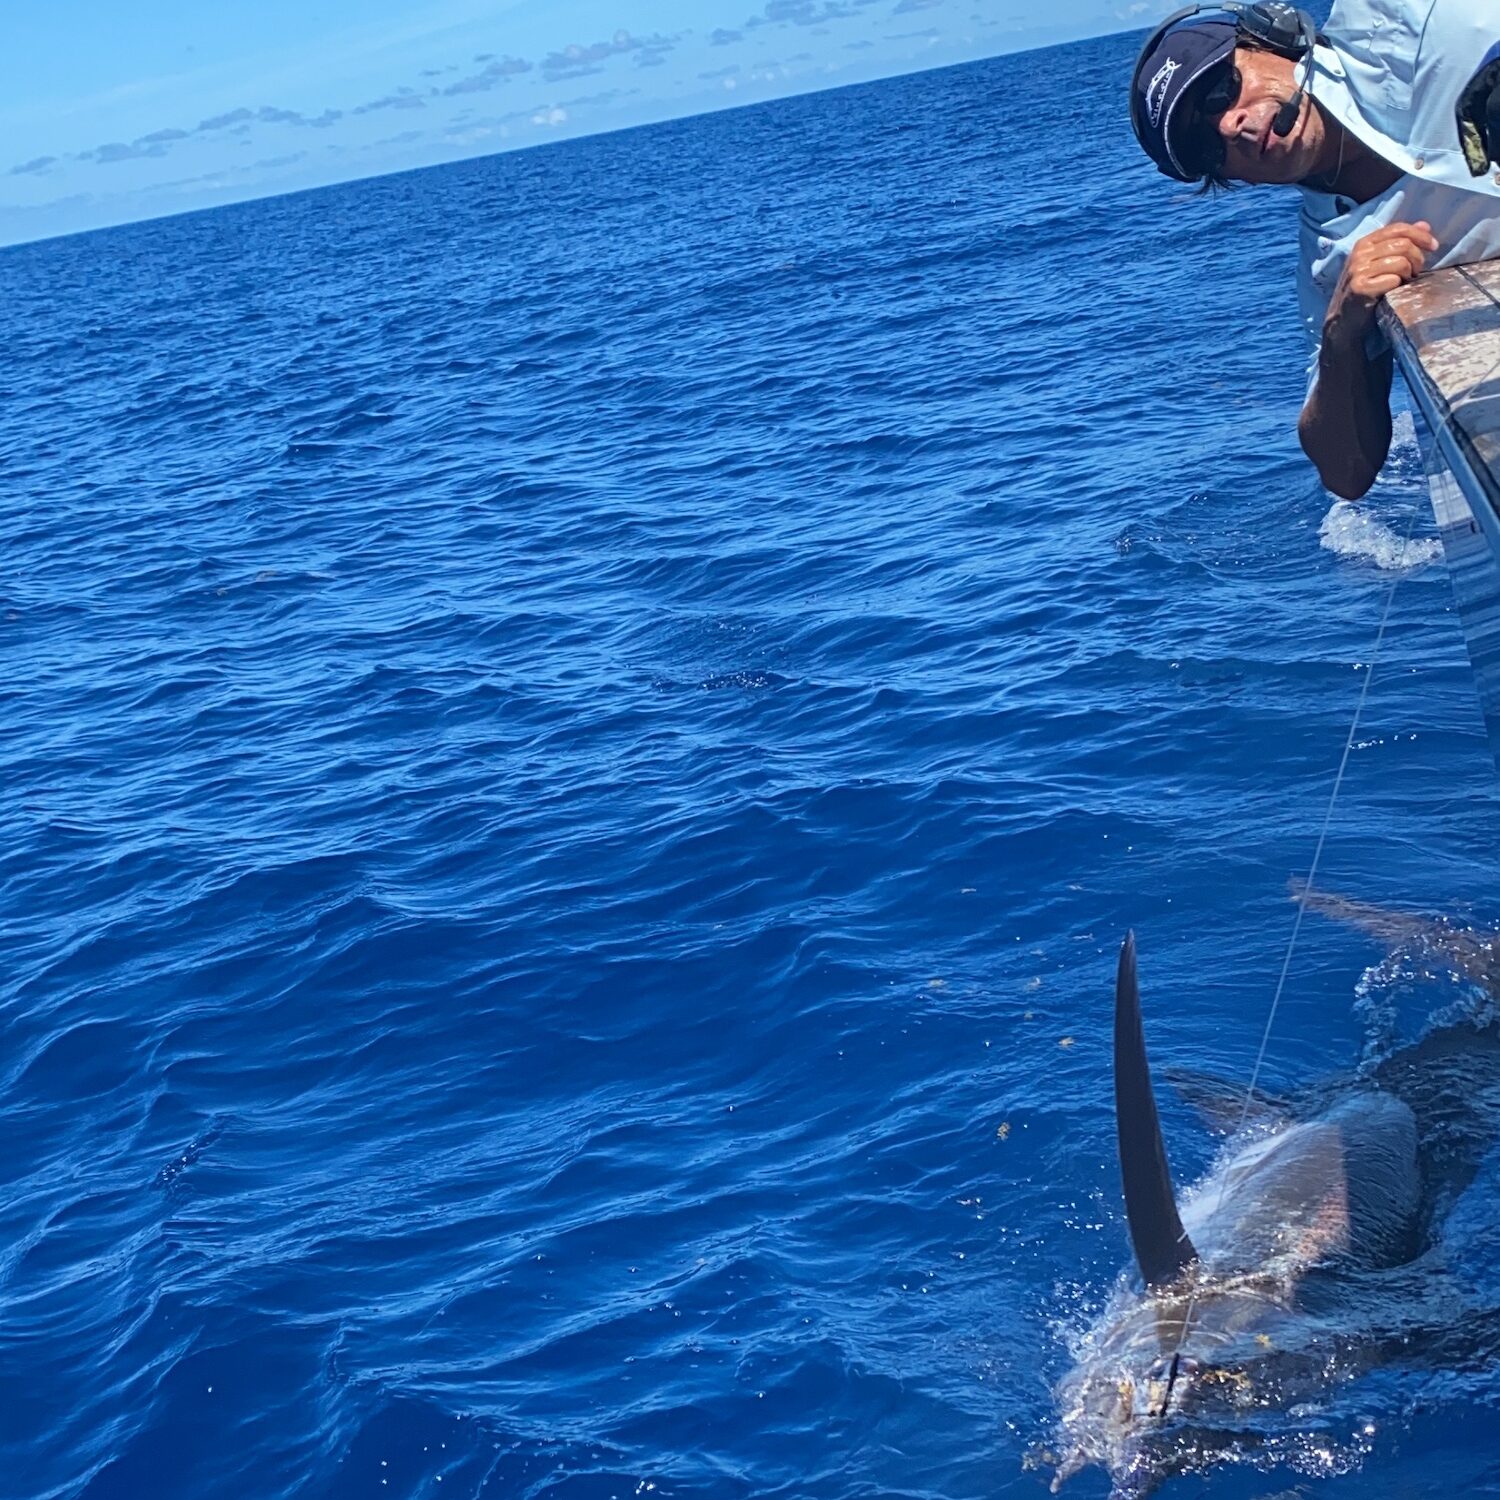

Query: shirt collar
[1306,42,1423,176]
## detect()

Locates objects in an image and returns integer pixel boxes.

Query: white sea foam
[1389,408,1418,459]
[1318,499,1441,571]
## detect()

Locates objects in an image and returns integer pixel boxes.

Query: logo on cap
[1146,59,1179,128]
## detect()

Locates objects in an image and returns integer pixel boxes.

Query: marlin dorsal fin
[1114,932,1198,1287]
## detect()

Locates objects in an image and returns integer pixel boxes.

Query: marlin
[1049,895,1500,1495]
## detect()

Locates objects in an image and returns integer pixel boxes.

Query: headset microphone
[1259,3,1315,138]
[1272,89,1302,136]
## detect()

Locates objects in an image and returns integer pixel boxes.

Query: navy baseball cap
[1130,13,1239,181]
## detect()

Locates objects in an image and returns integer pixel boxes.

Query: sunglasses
[1178,62,1242,177]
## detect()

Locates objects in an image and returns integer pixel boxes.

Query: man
[1130,1,1500,499]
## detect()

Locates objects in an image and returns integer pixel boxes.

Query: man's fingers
[1365,233,1426,264]
[1349,269,1417,300]
[1362,250,1424,280]
[1336,219,1440,315]
[1350,241,1426,286]
[1347,250,1423,301]
[1367,220,1439,253]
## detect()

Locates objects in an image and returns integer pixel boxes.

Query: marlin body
[1050,903,1500,1496]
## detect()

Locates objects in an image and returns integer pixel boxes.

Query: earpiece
[1231,2,1315,55]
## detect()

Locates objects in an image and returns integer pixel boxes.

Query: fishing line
[1155,487,1425,1418]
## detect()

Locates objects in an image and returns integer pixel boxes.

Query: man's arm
[1297,220,1439,500]
[1298,337,1394,501]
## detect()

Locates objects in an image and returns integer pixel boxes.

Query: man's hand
[1323,221,1439,352]
[1299,222,1438,500]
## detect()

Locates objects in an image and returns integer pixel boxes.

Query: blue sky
[2,0,1149,245]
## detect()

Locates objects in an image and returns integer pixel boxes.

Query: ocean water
[4,27,1500,1500]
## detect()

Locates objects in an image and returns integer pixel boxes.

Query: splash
[1045,1260,1379,1495]
[1318,500,1441,571]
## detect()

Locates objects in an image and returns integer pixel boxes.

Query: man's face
[1206,46,1331,184]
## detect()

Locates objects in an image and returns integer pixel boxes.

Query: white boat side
[1381,259,1500,767]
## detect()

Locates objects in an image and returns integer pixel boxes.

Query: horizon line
[0,21,1140,255]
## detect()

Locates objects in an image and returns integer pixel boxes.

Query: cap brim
[1161,47,1233,178]
[1130,14,1238,182]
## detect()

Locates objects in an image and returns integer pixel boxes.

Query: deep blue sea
[4,27,1500,1500]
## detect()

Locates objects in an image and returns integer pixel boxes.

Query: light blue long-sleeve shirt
[1297,0,1500,385]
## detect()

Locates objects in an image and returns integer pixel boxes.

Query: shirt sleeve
[1297,234,1330,398]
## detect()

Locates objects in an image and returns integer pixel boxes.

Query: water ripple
[3,28,1500,1500]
